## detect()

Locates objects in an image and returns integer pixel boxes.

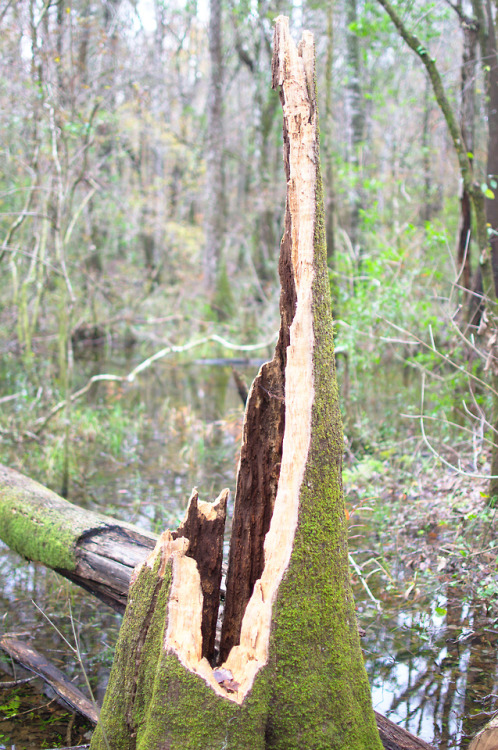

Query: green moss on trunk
[265,173,382,749]
[90,539,273,750]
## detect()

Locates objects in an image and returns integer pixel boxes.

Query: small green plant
[0,694,21,718]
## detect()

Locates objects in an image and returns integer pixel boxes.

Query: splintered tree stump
[89,18,383,750]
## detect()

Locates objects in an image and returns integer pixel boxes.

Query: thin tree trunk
[421,74,433,224]
[324,0,336,267]
[457,10,478,313]
[203,0,225,295]
[345,0,365,270]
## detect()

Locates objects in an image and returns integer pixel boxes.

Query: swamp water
[0,354,496,749]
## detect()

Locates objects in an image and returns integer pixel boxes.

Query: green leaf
[481,183,495,199]
[435,606,447,617]
[490,179,497,189]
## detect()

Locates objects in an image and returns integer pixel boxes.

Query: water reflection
[355,580,498,749]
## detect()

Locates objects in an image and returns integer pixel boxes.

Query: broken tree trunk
[0,471,437,750]
[89,18,383,750]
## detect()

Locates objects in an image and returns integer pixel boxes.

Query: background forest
[0,1,498,748]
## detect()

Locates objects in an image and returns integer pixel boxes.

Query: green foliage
[0,695,20,718]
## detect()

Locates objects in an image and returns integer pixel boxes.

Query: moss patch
[0,466,108,570]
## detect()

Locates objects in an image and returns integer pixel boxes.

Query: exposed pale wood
[149,531,229,699]
[0,636,99,724]
[173,488,227,662]
[468,716,498,750]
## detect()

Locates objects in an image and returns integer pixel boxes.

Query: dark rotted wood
[375,712,436,750]
[0,637,99,724]
[231,368,249,405]
[219,226,296,662]
[172,488,227,662]
[58,527,156,613]
[218,357,286,662]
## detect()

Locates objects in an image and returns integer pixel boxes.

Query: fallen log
[0,636,99,724]
[0,463,157,611]
[374,712,435,750]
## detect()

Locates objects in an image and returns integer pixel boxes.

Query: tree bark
[374,713,435,750]
[89,18,383,750]
[456,12,477,310]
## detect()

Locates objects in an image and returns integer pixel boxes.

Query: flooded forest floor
[0,352,496,749]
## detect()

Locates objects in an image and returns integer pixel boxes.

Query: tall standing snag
[90,18,382,750]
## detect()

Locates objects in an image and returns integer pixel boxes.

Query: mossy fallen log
[89,18,383,750]
[0,463,157,611]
